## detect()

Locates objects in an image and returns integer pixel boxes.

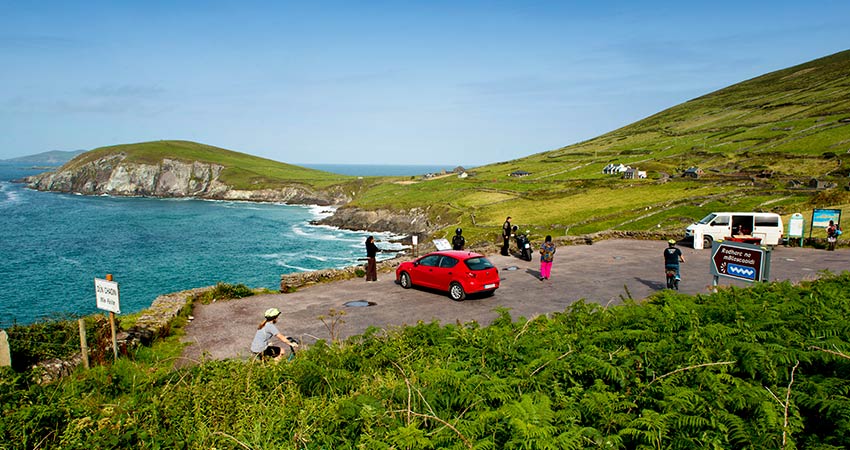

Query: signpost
[412,234,418,257]
[710,240,771,290]
[95,274,120,359]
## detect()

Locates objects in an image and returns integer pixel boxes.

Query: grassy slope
[65,140,355,189]
[351,49,850,242]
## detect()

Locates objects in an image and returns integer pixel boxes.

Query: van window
[712,216,729,226]
[755,216,779,227]
[698,213,717,224]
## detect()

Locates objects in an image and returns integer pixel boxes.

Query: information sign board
[788,213,804,238]
[433,238,452,251]
[812,209,841,228]
[95,278,121,314]
[710,240,770,283]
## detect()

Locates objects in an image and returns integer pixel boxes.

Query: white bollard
[0,330,11,367]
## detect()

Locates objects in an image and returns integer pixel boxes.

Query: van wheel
[703,236,713,248]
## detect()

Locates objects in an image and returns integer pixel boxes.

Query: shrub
[192,282,255,305]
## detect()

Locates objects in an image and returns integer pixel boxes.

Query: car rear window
[464,257,494,271]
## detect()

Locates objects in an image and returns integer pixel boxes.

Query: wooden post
[0,330,11,368]
[107,274,118,360]
[78,319,90,369]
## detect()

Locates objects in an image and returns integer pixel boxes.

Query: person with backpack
[452,228,466,250]
[827,220,841,251]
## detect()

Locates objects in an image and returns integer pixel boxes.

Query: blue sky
[1,1,848,165]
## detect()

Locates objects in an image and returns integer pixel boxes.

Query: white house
[603,163,629,175]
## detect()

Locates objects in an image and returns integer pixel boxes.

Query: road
[179,240,848,364]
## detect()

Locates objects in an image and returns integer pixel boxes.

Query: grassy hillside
[351,50,850,242]
[66,140,354,189]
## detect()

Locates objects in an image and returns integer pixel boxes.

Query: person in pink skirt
[539,235,556,281]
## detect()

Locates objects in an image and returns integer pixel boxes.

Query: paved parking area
[180,240,849,364]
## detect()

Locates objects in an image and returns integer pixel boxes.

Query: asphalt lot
[179,240,849,364]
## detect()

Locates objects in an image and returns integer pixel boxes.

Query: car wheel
[449,282,466,301]
[703,236,713,249]
[399,272,412,289]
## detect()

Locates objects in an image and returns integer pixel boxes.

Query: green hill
[351,49,850,241]
[66,140,352,189]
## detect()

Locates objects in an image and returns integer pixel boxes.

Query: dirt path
[179,240,848,365]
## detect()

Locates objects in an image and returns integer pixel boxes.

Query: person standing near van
[663,239,685,280]
[539,235,556,280]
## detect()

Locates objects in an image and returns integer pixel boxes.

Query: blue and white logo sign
[711,241,769,283]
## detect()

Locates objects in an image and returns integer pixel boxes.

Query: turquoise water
[0,164,404,327]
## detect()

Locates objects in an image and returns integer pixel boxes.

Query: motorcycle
[512,226,533,261]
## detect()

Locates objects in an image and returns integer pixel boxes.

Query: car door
[411,254,441,289]
[432,255,460,290]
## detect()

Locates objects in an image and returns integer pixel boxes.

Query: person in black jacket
[501,216,512,255]
[365,236,380,282]
[452,228,465,250]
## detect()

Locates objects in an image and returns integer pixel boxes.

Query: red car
[395,250,500,301]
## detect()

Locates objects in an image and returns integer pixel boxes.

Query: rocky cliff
[26,153,350,205]
[315,206,438,235]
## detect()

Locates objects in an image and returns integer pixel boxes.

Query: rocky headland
[24,152,442,235]
[25,153,350,206]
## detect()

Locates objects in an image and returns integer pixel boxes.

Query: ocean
[0,163,419,327]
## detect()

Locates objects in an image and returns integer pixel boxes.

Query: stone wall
[31,286,208,384]
[280,258,403,292]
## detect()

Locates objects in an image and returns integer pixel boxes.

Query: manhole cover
[344,300,376,307]
[504,266,519,271]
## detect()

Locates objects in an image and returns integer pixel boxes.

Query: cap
[264,307,281,319]
[668,239,676,245]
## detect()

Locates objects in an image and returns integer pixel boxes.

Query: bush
[6,316,112,371]
[192,282,255,305]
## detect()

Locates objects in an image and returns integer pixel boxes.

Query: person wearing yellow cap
[251,307,298,361]
[663,239,685,282]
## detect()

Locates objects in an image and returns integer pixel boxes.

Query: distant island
[2,149,86,165]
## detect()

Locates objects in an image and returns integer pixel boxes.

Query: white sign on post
[95,278,121,314]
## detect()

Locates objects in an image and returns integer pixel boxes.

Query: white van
[686,212,784,249]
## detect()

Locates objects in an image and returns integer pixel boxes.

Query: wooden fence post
[78,319,90,369]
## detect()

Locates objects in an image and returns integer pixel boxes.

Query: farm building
[682,167,704,178]
[622,168,647,179]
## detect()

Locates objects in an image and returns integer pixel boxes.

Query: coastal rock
[315,206,438,235]
[26,155,349,205]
